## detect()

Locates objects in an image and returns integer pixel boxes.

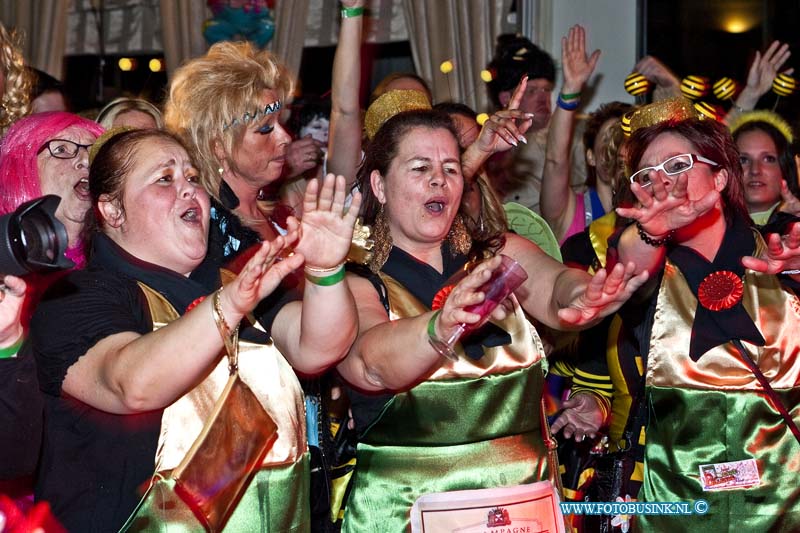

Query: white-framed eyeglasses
[38,139,93,160]
[628,153,720,187]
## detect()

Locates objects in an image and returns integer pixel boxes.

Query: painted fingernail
[518,135,527,144]
[510,138,518,147]
[525,113,535,118]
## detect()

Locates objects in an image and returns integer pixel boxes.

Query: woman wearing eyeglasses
[0,111,103,498]
[608,114,800,530]
[0,112,104,266]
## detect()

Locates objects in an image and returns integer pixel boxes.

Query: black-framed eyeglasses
[37,139,93,160]
[628,153,720,188]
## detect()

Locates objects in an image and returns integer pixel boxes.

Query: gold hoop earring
[369,206,392,273]
[447,214,472,256]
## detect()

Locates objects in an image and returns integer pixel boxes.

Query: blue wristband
[557,95,580,111]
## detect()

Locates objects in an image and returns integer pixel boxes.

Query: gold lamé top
[364,89,431,140]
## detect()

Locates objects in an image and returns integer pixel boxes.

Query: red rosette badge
[431,285,454,311]
[697,271,743,311]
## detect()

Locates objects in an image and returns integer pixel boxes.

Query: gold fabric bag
[171,291,278,531]
[121,288,278,533]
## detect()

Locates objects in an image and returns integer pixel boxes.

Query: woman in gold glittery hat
[606,109,800,530]
[334,107,649,532]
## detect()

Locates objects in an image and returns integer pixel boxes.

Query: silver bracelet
[780,269,800,275]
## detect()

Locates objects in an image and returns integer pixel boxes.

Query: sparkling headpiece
[626,97,701,136]
[364,90,431,140]
[89,126,135,164]
[728,109,794,144]
[223,100,282,131]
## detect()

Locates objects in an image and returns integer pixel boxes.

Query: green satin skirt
[122,455,310,532]
[637,387,800,532]
[342,364,550,532]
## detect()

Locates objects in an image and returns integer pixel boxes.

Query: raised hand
[745,41,792,101]
[615,172,720,237]
[473,75,534,155]
[561,24,601,94]
[225,234,304,316]
[634,55,680,96]
[550,393,607,441]
[0,275,26,347]
[294,173,363,269]
[557,261,649,326]
[742,222,800,274]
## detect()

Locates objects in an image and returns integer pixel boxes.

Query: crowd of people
[1,6,800,532]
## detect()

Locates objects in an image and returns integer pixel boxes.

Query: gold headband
[89,126,136,164]
[364,90,431,140]
[626,97,701,136]
[728,109,794,144]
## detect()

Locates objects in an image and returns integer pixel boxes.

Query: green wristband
[305,265,346,286]
[559,91,581,101]
[341,6,364,18]
[427,310,442,343]
[0,335,24,359]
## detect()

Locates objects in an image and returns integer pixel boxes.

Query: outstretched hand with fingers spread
[550,393,607,442]
[294,173,363,270]
[616,172,720,237]
[225,235,305,316]
[561,24,601,94]
[742,222,800,274]
[558,261,649,327]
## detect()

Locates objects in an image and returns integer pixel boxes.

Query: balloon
[439,60,454,74]
[772,73,797,97]
[620,111,633,137]
[204,1,275,48]
[625,72,652,96]
[712,77,739,101]
[694,101,724,121]
[680,75,711,100]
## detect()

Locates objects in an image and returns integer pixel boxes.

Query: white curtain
[268,0,311,81]
[402,0,513,112]
[0,0,70,79]
[518,0,552,50]
[158,0,209,77]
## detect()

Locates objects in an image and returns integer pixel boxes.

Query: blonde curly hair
[164,41,293,201]
[0,23,31,135]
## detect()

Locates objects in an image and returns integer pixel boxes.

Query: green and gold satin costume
[635,232,800,531]
[342,272,554,532]
[125,284,310,533]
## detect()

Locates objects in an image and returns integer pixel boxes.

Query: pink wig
[0,112,104,216]
[0,112,104,270]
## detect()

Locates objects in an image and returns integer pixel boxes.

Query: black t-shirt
[31,266,160,533]
[31,227,299,532]
[0,350,42,483]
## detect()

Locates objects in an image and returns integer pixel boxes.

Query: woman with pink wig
[0,112,103,496]
[0,111,104,269]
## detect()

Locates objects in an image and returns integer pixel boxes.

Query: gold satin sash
[379,273,545,381]
[647,262,800,390]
